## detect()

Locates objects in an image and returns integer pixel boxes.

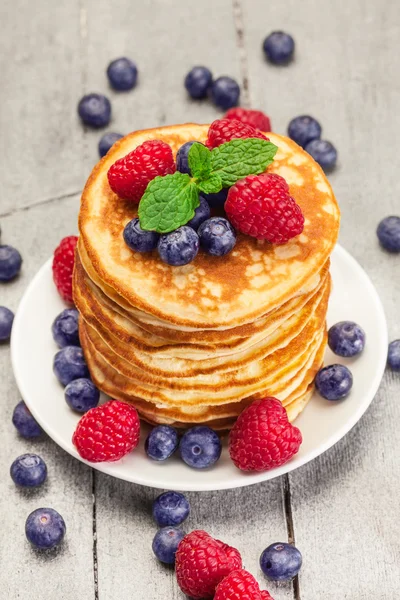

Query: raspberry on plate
[215,569,274,600]
[107,139,175,203]
[175,530,242,598]
[72,400,140,462]
[225,108,271,132]
[52,236,78,304]
[206,118,268,149]
[225,173,304,243]
[229,398,302,472]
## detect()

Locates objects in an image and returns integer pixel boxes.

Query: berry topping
[77,93,111,128]
[53,346,89,386]
[0,244,22,281]
[288,115,322,148]
[315,364,353,400]
[179,426,222,469]
[260,542,302,581]
[225,173,304,243]
[145,425,179,461]
[210,76,240,109]
[305,139,337,170]
[187,195,211,230]
[215,569,274,600]
[152,526,185,564]
[51,308,80,348]
[52,235,78,304]
[0,306,14,341]
[225,107,272,132]
[184,66,213,99]
[206,118,268,149]
[65,378,100,413]
[72,399,140,462]
[175,530,242,598]
[108,140,175,203]
[204,188,229,208]
[377,216,400,253]
[388,340,400,371]
[153,491,190,527]
[123,218,160,252]
[176,141,205,175]
[107,57,138,91]
[98,132,123,157]
[229,398,302,472]
[12,401,42,438]
[157,226,199,266]
[328,321,366,357]
[263,31,295,64]
[25,508,66,550]
[10,453,47,488]
[198,217,237,256]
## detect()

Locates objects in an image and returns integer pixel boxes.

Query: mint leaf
[210,138,278,187]
[138,172,199,234]
[188,142,212,180]
[197,173,222,194]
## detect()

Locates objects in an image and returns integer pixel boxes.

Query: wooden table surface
[1,1,399,598]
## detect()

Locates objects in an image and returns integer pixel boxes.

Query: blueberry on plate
[107,57,138,91]
[10,454,47,487]
[0,244,22,281]
[124,218,160,253]
[377,216,400,253]
[328,321,366,357]
[152,526,185,564]
[98,132,123,158]
[77,93,111,128]
[305,139,337,170]
[388,340,400,371]
[153,491,190,526]
[158,226,199,266]
[187,196,211,231]
[315,364,353,401]
[51,308,80,348]
[145,425,179,461]
[12,401,42,438]
[64,378,100,413]
[198,217,237,256]
[260,542,302,581]
[262,31,295,64]
[179,426,222,469]
[25,508,66,550]
[0,306,14,341]
[204,188,229,209]
[184,66,213,99]
[53,346,89,386]
[288,115,322,148]
[209,76,240,110]
[176,141,201,175]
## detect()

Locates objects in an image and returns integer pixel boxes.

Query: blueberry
[315,364,353,401]
[187,196,211,231]
[10,454,47,487]
[64,378,100,413]
[288,115,322,148]
[0,306,14,341]
[210,76,240,110]
[305,139,337,170]
[176,141,198,175]
[388,340,400,371]
[25,508,66,550]
[184,66,213,99]
[328,321,366,357]
[198,217,236,256]
[152,526,185,564]
[262,31,295,64]
[51,309,80,348]
[12,401,42,438]
[153,491,190,526]
[77,93,111,128]
[145,425,179,461]
[260,542,302,581]
[124,218,160,253]
[204,188,229,209]
[158,226,199,266]
[377,216,400,253]
[98,132,123,157]
[0,244,22,281]
[107,57,138,91]
[53,346,89,386]
[179,426,221,469]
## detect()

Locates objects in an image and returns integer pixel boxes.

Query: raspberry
[225,174,304,243]
[107,140,176,203]
[229,398,302,472]
[225,108,271,132]
[72,400,140,462]
[215,570,274,600]
[175,530,242,598]
[52,236,78,304]
[206,119,268,149]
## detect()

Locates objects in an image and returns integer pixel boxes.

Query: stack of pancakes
[74,124,340,429]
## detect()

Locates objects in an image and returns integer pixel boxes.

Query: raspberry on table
[107,139,176,203]
[206,118,268,149]
[52,236,78,304]
[215,569,274,600]
[225,107,271,132]
[225,173,304,243]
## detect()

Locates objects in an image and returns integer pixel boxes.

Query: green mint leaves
[139,137,278,233]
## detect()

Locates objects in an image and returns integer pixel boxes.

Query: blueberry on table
[377,216,400,253]
[187,196,211,231]
[10,454,47,487]
[53,346,89,386]
[0,244,22,281]
[25,508,66,550]
[153,491,190,526]
[107,57,138,91]
[123,218,160,253]
[98,132,123,157]
[145,425,179,461]
[157,226,199,266]
[0,306,14,341]
[198,217,237,256]
[388,340,400,371]
[64,378,100,413]
[262,31,295,64]
[77,93,111,128]
[51,308,80,348]
[305,139,337,170]
[152,526,185,564]
[184,66,213,99]
[179,426,222,468]
[260,542,302,581]
[12,401,42,438]
[315,364,353,400]
[328,321,365,357]
[210,76,240,110]
[288,115,322,148]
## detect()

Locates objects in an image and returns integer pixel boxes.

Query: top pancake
[79,124,339,328]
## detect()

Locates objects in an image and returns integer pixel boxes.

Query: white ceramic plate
[11,245,387,491]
